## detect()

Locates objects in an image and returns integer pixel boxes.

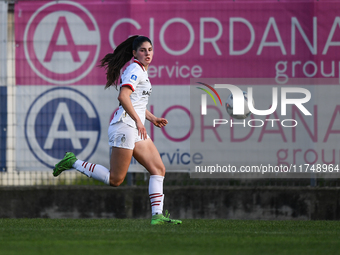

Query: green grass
[0,219,339,255]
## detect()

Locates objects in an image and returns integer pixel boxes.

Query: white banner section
[16,85,190,172]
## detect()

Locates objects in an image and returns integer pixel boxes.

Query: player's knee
[157,165,166,176]
[109,177,124,187]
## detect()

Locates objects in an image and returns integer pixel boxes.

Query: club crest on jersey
[130,75,137,82]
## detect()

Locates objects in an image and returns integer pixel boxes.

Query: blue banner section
[0,86,7,172]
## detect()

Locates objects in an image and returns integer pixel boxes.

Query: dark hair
[99,35,152,89]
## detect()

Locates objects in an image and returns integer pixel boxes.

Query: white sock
[149,175,164,215]
[73,160,110,185]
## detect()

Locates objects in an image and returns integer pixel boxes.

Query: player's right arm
[118,86,147,140]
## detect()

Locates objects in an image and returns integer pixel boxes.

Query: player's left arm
[146,109,168,128]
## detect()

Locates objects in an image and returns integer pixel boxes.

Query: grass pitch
[0,219,339,255]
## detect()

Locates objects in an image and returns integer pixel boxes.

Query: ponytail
[99,35,152,89]
[99,35,138,89]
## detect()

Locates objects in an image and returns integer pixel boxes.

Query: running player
[53,35,182,225]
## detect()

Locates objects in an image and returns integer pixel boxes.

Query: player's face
[133,41,153,70]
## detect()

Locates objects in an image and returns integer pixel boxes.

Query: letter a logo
[24,1,101,84]
[44,16,84,63]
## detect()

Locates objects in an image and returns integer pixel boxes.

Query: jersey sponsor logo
[142,89,152,96]
[142,87,152,96]
[23,1,101,84]
[130,74,137,82]
[25,87,101,168]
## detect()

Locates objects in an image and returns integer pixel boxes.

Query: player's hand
[136,121,147,140]
[153,118,168,128]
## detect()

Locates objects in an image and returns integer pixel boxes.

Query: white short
[108,121,149,150]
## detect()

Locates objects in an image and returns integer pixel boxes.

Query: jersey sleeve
[120,64,142,92]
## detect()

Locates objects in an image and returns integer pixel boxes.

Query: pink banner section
[15,0,340,85]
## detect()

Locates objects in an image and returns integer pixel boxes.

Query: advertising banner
[0,1,7,171]
[15,85,190,171]
[14,0,340,175]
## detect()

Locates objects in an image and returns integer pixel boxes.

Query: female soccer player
[53,35,182,225]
